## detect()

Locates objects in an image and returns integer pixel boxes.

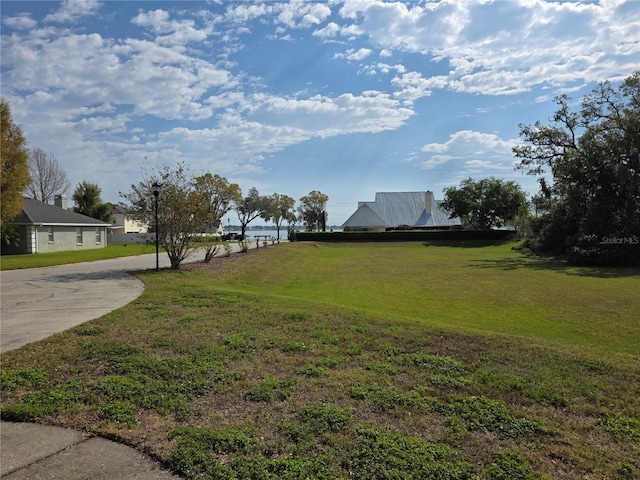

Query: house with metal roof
[342,190,462,231]
[2,196,109,255]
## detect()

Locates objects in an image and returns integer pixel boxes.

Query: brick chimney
[54,194,68,210]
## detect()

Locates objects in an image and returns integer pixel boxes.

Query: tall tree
[441,177,527,230]
[298,190,328,231]
[235,187,267,237]
[514,72,640,265]
[262,193,296,242]
[121,164,209,270]
[1,99,31,243]
[72,181,112,222]
[27,147,70,203]
[194,173,241,262]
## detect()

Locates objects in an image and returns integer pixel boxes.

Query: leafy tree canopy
[120,163,210,269]
[235,187,268,236]
[262,193,296,241]
[72,181,112,222]
[1,99,30,230]
[441,177,527,230]
[299,190,328,231]
[513,71,640,265]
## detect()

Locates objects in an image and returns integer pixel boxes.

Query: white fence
[108,232,149,245]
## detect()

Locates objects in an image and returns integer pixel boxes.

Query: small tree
[1,99,31,245]
[120,164,208,270]
[72,181,112,222]
[194,173,241,262]
[27,148,70,203]
[261,193,296,242]
[299,190,328,231]
[235,187,267,237]
[441,177,527,230]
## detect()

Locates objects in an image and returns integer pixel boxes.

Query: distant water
[226,228,342,241]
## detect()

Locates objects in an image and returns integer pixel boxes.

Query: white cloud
[245,90,413,137]
[332,0,639,96]
[420,130,519,170]
[391,72,448,102]
[1,27,233,121]
[336,47,372,61]
[313,22,340,38]
[2,14,37,30]
[131,9,213,45]
[276,2,331,29]
[44,0,102,23]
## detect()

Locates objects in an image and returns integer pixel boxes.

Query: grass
[1,241,639,479]
[0,244,156,270]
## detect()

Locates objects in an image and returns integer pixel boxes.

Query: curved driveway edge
[0,242,265,353]
[0,254,157,353]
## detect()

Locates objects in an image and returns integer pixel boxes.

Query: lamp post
[152,182,160,271]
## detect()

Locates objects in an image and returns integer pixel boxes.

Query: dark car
[222,233,244,241]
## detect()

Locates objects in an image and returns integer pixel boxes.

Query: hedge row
[294,229,516,243]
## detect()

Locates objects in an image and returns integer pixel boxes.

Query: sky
[1,1,639,225]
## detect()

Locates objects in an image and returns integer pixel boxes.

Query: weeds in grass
[1,368,47,389]
[432,396,548,438]
[299,405,353,434]
[483,449,536,480]
[345,425,476,480]
[602,415,640,442]
[244,377,297,403]
[1,242,639,479]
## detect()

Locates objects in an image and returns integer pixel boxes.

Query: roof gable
[11,198,109,226]
[343,191,461,228]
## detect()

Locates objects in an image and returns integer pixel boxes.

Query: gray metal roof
[10,198,109,226]
[343,191,461,228]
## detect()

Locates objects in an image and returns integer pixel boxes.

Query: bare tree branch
[27,148,70,203]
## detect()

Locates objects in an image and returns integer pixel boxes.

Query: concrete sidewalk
[0,422,180,479]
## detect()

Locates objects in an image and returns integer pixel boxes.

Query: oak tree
[441,177,527,230]
[514,72,640,265]
[298,190,329,231]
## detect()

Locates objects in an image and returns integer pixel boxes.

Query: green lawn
[1,241,638,480]
[208,242,640,357]
[0,244,156,270]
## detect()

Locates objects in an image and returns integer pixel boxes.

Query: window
[95,227,101,244]
[48,226,54,243]
[76,227,83,245]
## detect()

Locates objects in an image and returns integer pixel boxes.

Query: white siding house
[342,191,462,231]
[2,198,109,255]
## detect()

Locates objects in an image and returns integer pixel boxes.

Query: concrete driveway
[0,254,162,353]
[0,243,263,353]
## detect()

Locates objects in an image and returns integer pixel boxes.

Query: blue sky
[2,1,638,225]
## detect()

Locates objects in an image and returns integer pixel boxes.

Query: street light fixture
[152,182,160,271]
